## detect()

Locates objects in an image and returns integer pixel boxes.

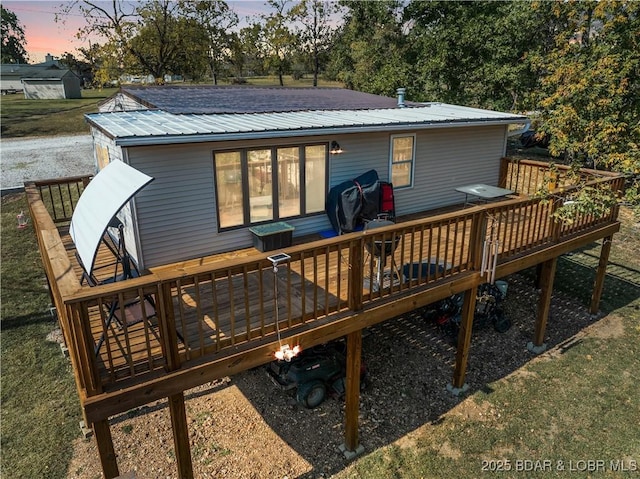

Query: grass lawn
[1,193,80,478]
[0,88,118,138]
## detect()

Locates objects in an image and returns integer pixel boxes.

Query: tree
[128,0,190,81]
[168,17,211,81]
[178,1,238,84]
[327,0,411,97]
[226,25,267,80]
[259,0,298,86]
[288,0,336,86]
[536,1,639,175]
[1,6,28,64]
[405,0,556,110]
[60,0,216,83]
[57,1,139,81]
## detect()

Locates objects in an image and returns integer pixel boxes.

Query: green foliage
[1,5,28,64]
[326,0,411,97]
[259,0,300,86]
[288,0,337,86]
[535,1,640,179]
[553,183,620,225]
[405,0,554,110]
[178,0,238,84]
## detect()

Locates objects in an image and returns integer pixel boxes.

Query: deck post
[341,329,364,459]
[159,282,182,371]
[589,236,612,315]
[169,392,194,479]
[348,239,364,311]
[69,303,102,396]
[449,285,478,395]
[93,419,119,478]
[498,157,510,188]
[159,282,193,477]
[528,257,557,353]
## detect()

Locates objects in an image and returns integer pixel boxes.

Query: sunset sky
[3,0,273,64]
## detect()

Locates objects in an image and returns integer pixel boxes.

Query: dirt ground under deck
[62,272,609,478]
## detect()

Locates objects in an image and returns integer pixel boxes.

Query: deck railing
[500,157,622,196]
[26,159,624,399]
[31,175,92,224]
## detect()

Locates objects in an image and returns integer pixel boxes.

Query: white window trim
[389,133,416,189]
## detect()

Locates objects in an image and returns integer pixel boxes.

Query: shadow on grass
[228,251,640,478]
[0,310,56,330]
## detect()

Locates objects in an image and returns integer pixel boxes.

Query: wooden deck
[26,158,625,479]
[61,188,613,389]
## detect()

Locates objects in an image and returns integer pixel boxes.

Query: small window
[390,134,415,188]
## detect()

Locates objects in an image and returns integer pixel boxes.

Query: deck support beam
[528,257,557,353]
[93,419,119,479]
[342,329,363,457]
[449,286,478,394]
[169,392,194,479]
[589,236,612,315]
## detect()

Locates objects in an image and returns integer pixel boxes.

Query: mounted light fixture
[330,141,343,155]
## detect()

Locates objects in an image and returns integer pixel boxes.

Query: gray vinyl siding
[119,125,506,268]
[330,125,507,216]
[126,143,217,268]
[400,125,507,214]
[126,138,334,268]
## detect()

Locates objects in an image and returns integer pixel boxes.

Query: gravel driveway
[1,134,95,191]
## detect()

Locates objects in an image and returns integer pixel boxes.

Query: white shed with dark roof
[85,86,529,269]
[21,68,81,99]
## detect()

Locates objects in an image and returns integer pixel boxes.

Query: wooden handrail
[26,163,625,395]
[29,174,93,187]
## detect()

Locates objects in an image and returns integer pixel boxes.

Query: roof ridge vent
[397,87,406,108]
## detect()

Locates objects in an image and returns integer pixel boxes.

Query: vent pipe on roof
[397,87,406,108]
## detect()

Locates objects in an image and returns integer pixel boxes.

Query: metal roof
[119,85,421,114]
[86,103,528,147]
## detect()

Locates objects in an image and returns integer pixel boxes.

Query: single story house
[85,86,529,271]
